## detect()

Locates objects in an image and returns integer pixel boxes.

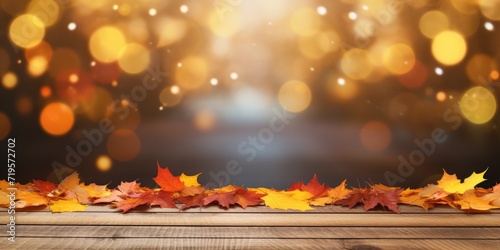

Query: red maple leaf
[176,193,207,210]
[288,174,329,199]
[336,188,368,209]
[148,190,177,209]
[234,187,264,208]
[153,162,184,192]
[33,180,57,196]
[115,191,153,213]
[363,184,402,214]
[203,191,238,209]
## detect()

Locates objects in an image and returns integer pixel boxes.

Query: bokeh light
[382,43,416,75]
[290,8,321,36]
[96,155,112,172]
[419,11,449,39]
[2,72,18,89]
[194,110,216,132]
[159,87,183,107]
[431,31,467,66]
[81,87,113,122]
[340,49,373,80]
[397,60,428,89]
[40,102,75,136]
[278,80,312,113]
[359,120,392,152]
[9,14,45,48]
[0,112,11,141]
[118,43,150,74]
[40,85,52,98]
[479,0,500,20]
[107,129,141,162]
[175,56,208,90]
[16,96,33,115]
[465,54,497,85]
[27,0,60,27]
[89,26,126,63]
[28,56,49,77]
[460,87,497,125]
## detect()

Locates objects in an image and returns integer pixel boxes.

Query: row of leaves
[1,163,499,213]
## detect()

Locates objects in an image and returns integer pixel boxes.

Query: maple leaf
[0,190,9,207]
[180,173,201,187]
[33,180,57,196]
[288,174,329,199]
[114,191,153,212]
[179,186,205,197]
[81,183,112,199]
[398,188,434,211]
[117,181,143,195]
[234,187,264,208]
[50,199,88,213]
[149,190,177,209]
[203,185,238,209]
[454,190,500,211]
[418,184,456,208]
[16,190,49,208]
[336,188,368,209]
[479,183,500,206]
[311,179,351,206]
[437,169,487,194]
[251,188,313,211]
[363,185,402,213]
[153,163,185,192]
[64,185,91,203]
[176,193,207,210]
[57,172,80,193]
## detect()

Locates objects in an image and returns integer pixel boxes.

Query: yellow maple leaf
[81,183,112,198]
[310,180,351,206]
[57,172,80,193]
[437,169,487,194]
[455,190,500,211]
[180,173,201,187]
[50,199,88,213]
[398,188,433,211]
[250,188,313,211]
[0,190,10,207]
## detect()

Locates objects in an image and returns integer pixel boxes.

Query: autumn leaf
[114,191,154,212]
[33,180,57,196]
[478,183,500,206]
[57,172,80,193]
[418,184,456,208]
[176,193,207,210]
[16,190,49,208]
[454,190,500,211]
[336,188,367,209]
[289,174,329,199]
[234,187,264,209]
[50,199,88,213]
[398,188,434,211]
[251,188,313,211]
[363,184,402,213]
[149,190,177,209]
[310,179,350,206]
[437,169,487,194]
[153,163,185,192]
[179,186,205,197]
[180,173,201,187]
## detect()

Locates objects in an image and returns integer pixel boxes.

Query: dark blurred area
[0,0,499,189]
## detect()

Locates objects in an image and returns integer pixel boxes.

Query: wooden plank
[15,212,500,227]
[7,205,500,214]
[16,225,500,239]
[8,238,500,250]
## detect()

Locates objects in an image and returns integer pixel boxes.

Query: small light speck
[317,6,327,16]
[362,5,369,10]
[485,22,494,31]
[17,59,21,64]
[180,5,189,13]
[310,67,315,71]
[348,12,358,20]
[91,61,96,67]
[230,72,238,80]
[210,78,218,86]
[177,62,182,67]
[113,4,118,10]
[171,85,180,94]
[159,106,164,111]
[149,8,157,16]
[68,22,76,31]
[337,78,346,86]
[435,67,443,76]
[268,22,272,26]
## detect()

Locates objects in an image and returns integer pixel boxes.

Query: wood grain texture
[8,238,500,250]
[16,225,500,239]
[8,205,500,214]
[15,211,500,227]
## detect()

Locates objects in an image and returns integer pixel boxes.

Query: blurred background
[0,0,499,189]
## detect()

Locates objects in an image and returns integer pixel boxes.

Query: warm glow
[107,129,141,162]
[96,155,112,172]
[432,31,467,66]
[341,49,373,80]
[9,14,45,48]
[279,80,312,113]
[27,0,60,27]
[175,57,208,90]
[118,43,150,74]
[89,26,126,63]
[40,102,75,136]
[359,121,392,152]
[2,72,18,89]
[290,8,321,36]
[383,43,416,75]
[419,11,449,39]
[460,87,497,124]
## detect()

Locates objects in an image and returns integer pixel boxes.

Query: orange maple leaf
[153,162,184,192]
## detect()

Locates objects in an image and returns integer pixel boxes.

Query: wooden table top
[3,205,500,249]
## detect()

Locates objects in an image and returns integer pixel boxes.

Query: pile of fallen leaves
[1,163,499,213]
